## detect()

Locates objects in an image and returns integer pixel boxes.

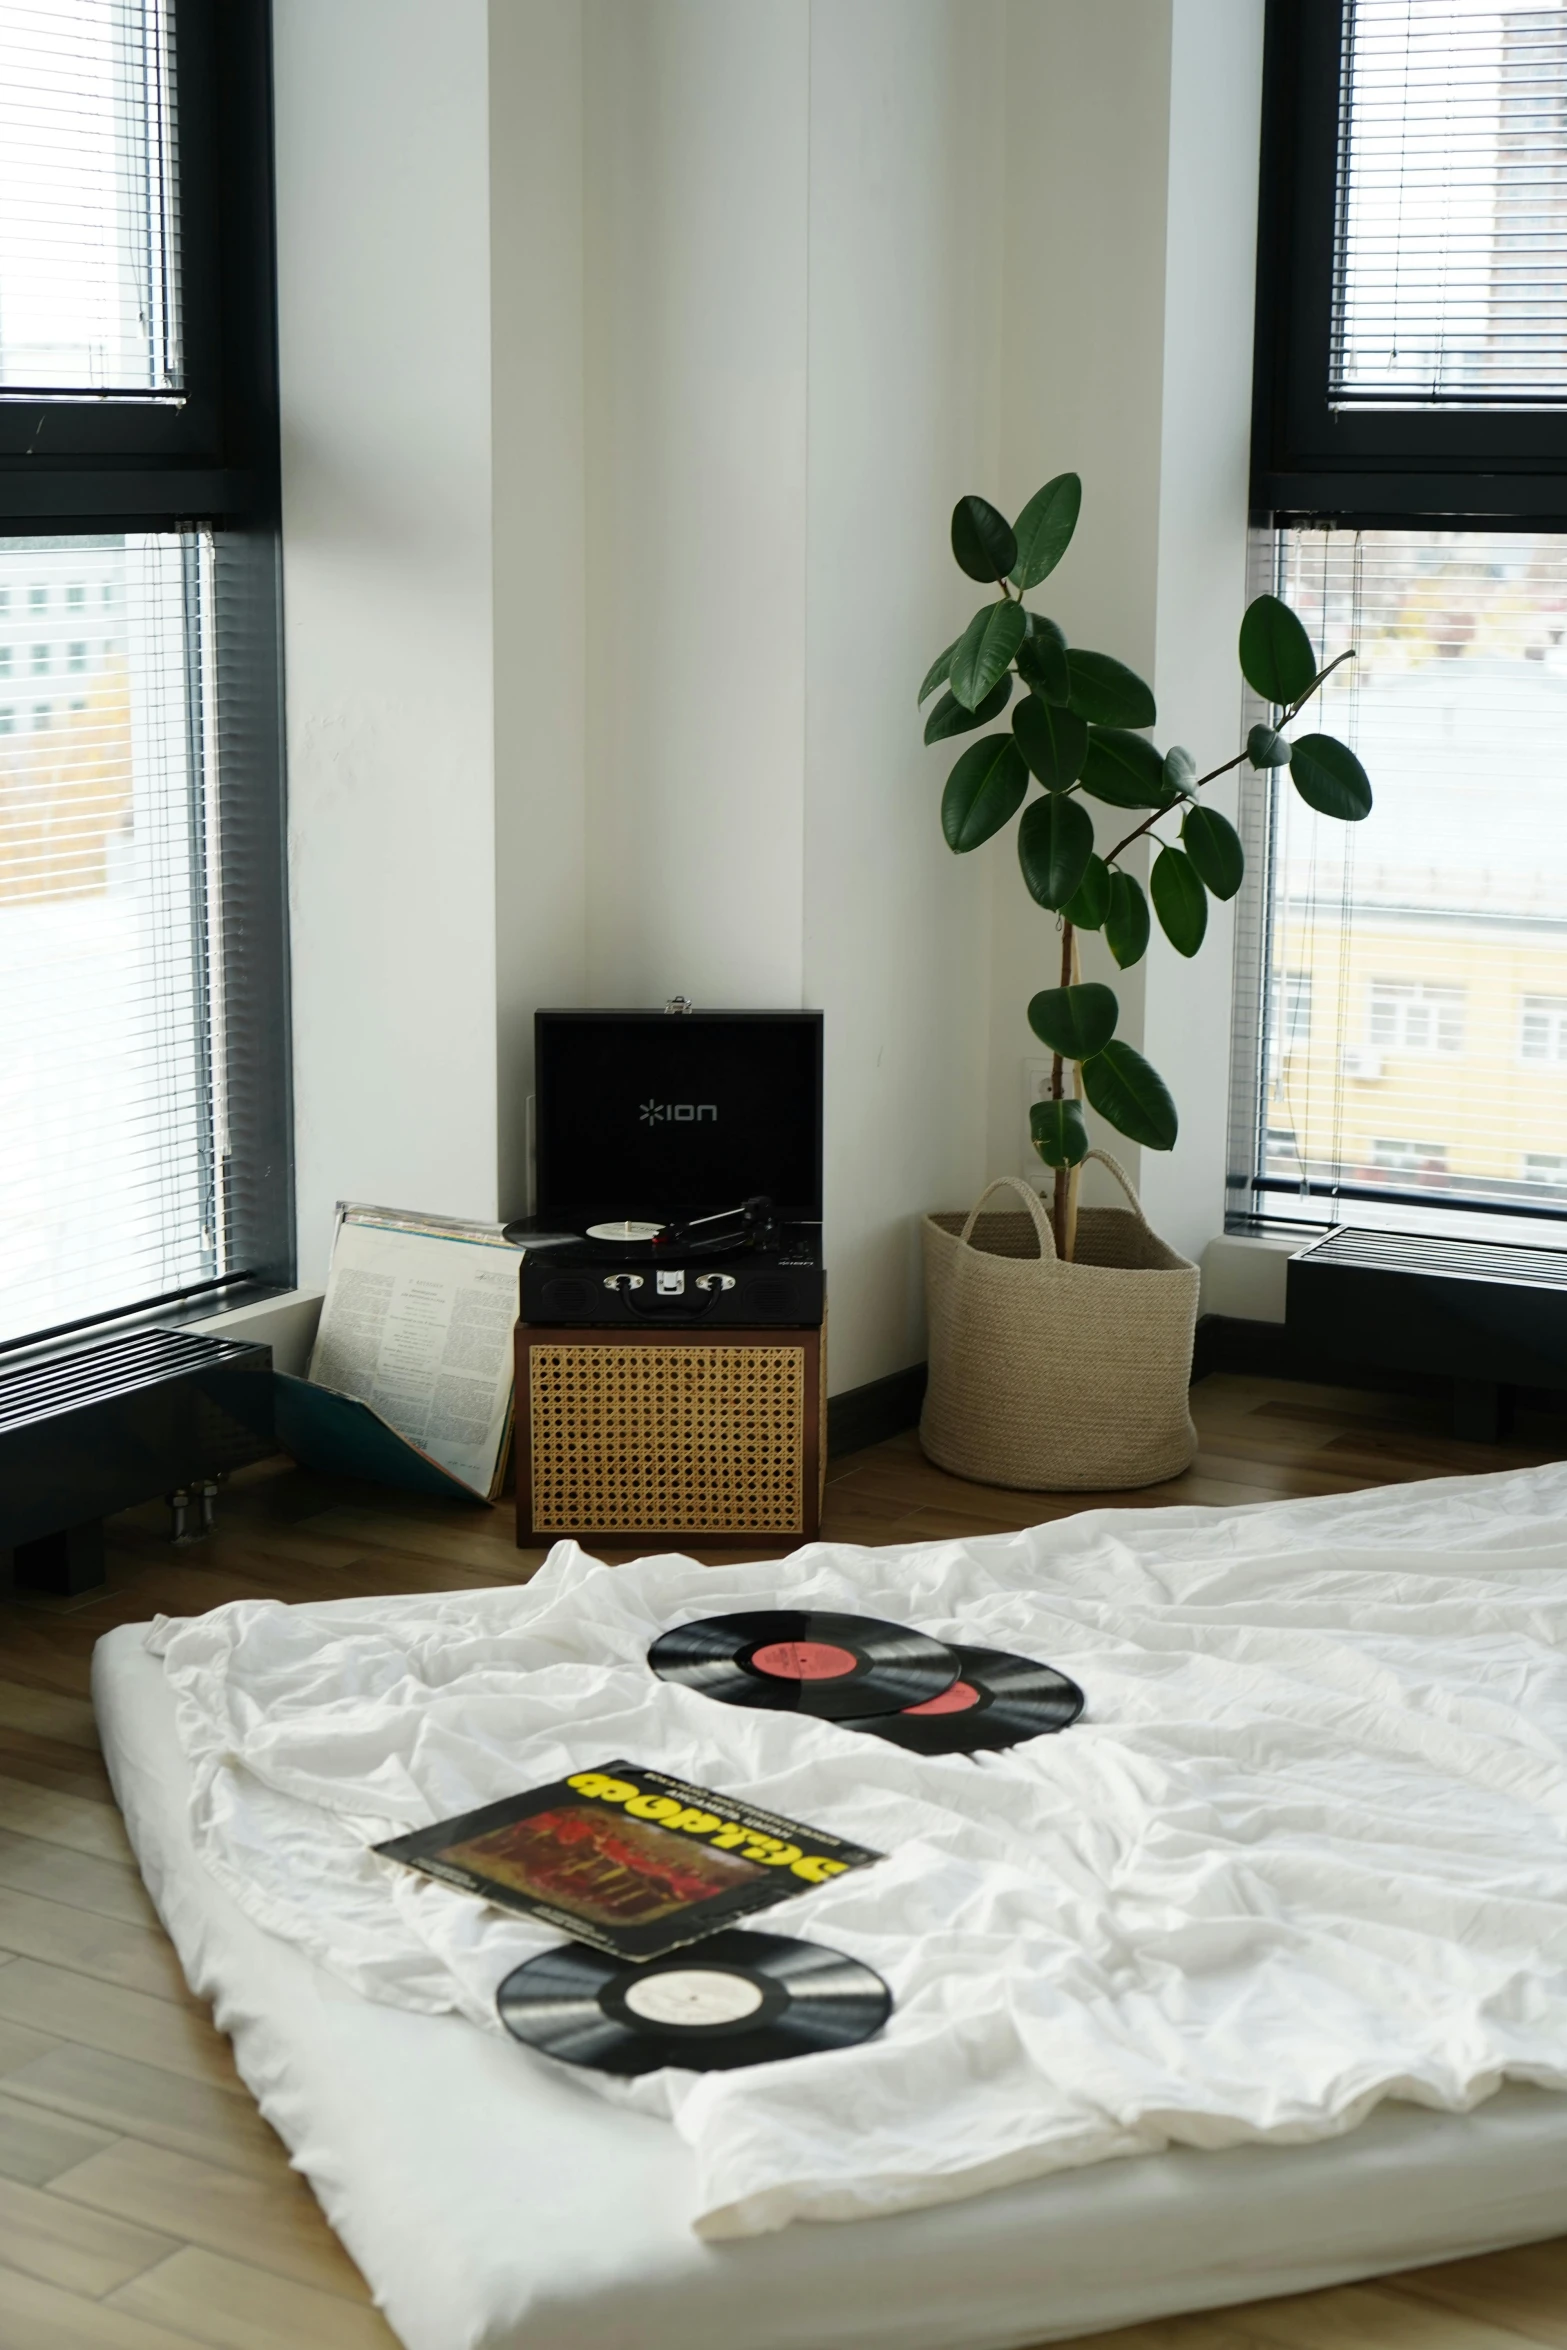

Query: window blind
[1333,0,1567,406]
[1233,527,1567,1241]
[0,0,181,394]
[0,534,228,1346]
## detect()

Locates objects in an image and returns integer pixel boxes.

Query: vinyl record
[648,1609,959,1720]
[848,1643,1084,1754]
[496,1927,892,2075]
[584,1219,666,1248]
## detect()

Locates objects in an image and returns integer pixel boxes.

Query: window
[0,3,287,1351]
[0,648,10,681]
[1372,1140,1450,1176]
[1524,1153,1567,1186]
[1236,9,1567,1237]
[1521,996,1567,1062]
[1255,2,1567,516]
[1367,982,1465,1055]
[1232,528,1567,1228]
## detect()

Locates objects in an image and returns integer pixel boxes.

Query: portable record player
[513,1006,828,1548]
[509,1008,825,1327]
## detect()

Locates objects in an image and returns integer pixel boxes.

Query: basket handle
[956,1176,1057,1263]
[1082,1148,1154,1231]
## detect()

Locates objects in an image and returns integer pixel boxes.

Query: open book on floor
[278,1204,523,1503]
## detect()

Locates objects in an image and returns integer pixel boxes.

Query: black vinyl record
[848,1643,1084,1755]
[648,1609,958,1720]
[496,1927,892,2075]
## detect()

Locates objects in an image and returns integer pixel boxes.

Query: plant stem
[1100,652,1358,868]
[1051,917,1074,1258]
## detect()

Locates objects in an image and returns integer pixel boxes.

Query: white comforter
[148,1463,1567,2240]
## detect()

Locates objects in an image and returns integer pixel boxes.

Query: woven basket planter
[920,1156,1199,1492]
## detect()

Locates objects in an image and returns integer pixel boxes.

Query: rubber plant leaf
[941,735,1029,852]
[1180,804,1245,900]
[1016,613,1071,705]
[1009,474,1082,591]
[1238,594,1316,706]
[1079,1039,1178,1150]
[1247,721,1292,768]
[924,674,1012,745]
[1017,792,1094,909]
[1103,870,1151,970]
[1013,694,1088,792]
[1061,852,1110,929]
[951,495,1018,585]
[1027,981,1119,1059]
[1150,845,1208,956]
[1078,726,1172,809]
[1065,649,1156,728]
[1030,1096,1089,1169]
[950,599,1028,711]
[1289,732,1373,821]
[918,636,960,706]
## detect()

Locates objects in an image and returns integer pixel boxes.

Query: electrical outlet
[1020,1058,1053,1178]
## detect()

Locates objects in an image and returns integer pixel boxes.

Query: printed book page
[307,1205,523,1498]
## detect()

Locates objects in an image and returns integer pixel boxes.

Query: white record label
[586,1220,665,1243]
[622,1968,766,2029]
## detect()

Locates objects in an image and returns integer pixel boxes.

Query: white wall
[803,0,1004,1388]
[274,0,500,1281]
[274,0,1268,1380]
[581,0,810,1010]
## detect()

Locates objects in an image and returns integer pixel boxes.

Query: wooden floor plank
[111,2247,402,2350]
[0,2088,118,2186]
[0,1961,240,2092]
[0,1888,196,2007]
[0,1830,161,1930]
[50,2140,374,2303]
[0,2045,287,2179]
[0,1776,133,1864]
[0,2258,211,2350]
[0,2170,177,2296]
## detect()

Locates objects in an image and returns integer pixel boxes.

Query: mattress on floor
[93,1461,1567,2350]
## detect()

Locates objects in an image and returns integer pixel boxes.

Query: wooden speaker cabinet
[516,1320,826,1550]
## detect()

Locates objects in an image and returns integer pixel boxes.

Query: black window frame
[0,0,294,1345]
[1253,0,1567,525]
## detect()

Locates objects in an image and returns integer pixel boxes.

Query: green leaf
[1180,804,1245,900]
[1080,1039,1178,1150]
[950,598,1028,710]
[1163,744,1196,797]
[951,495,1018,584]
[1018,792,1094,909]
[1150,844,1208,956]
[1079,726,1173,809]
[1030,1096,1089,1170]
[1016,613,1070,704]
[1062,852,1110,929]
[924,675,1012,745]
[1290,732,1373,821]
[1028,981,1119,1059]
[1239,594,1316,706]
[1013,694,1089,792]
[1247,721,1291,768]
[1104,870,1151,969]
[941,735,1028,852]
[1066,649,1156,728]
[1010,474,1082,590]
[918,636,960,706]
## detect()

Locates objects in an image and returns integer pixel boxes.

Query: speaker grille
[528,1341,806,1534]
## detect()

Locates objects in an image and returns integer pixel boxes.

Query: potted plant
[917,475,1370,1489]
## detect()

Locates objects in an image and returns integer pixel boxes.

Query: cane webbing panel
[528,1342,806,1534]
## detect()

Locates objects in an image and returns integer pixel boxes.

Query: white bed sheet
[93,1461,1567,2350]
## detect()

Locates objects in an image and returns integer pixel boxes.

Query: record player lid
[534,1009,823,1231]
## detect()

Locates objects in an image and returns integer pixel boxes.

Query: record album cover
[373,1760,883,1961]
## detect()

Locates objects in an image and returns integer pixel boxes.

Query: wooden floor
[0,1371,1565,2350]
